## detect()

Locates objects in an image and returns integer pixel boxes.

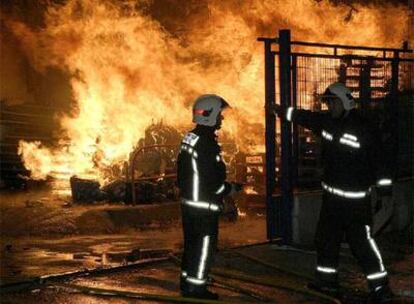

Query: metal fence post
[391,51,400,98]
[262,38,278,241]
[359,59,372,113]
[291,55,299,188]
[391,51,400,176]
[279,29,294,244]
[258,31,413,243]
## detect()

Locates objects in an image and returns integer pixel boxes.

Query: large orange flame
[3,0,411,183]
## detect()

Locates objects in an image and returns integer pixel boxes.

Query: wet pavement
[0,215,267,285]
[1,241,413,304]
[0,190,413,303]
[1,222,413,304]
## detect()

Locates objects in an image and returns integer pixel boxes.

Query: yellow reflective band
[215,184,225,194]
[317,266,337,273]
[367,271,388,280]
[365,225,385,272]
[183,200,220,212]
[186,276,207,285]
[343,133,358,141]
[321,182,368,199]
[339,137,360,148]
[377,179,392,186]
[322,130,333,141]
[286,107,294,121]
[182,145,198,158]
[197,235,210,280]
[192,158,199,201]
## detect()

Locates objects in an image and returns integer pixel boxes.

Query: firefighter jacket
[177,125,232,211]
[284,107,393,198]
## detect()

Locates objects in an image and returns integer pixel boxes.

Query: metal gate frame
[259,29,413,243]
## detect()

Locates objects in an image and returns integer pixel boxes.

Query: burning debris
[1,0,409,187]
[68,121,242,221]
[70,176,106,203]
[1,0,412,206]
[69,122,182,204]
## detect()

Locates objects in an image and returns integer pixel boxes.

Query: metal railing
[127,144,178,205]
[259,29,414,243]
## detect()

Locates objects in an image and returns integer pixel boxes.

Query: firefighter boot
[181,281,218,300]
[308,272,340,298]
[367,284,394,304]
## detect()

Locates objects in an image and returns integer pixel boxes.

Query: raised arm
[272,104,327,135]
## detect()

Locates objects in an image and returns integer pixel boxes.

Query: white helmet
[320,82,356,111]
[192,94,230,127]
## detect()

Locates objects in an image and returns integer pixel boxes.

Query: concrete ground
[0,216,267,285]
[0,189,413,303]
[1,240,413,304]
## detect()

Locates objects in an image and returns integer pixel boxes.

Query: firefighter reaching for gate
[273,82,394,303]
[177,94,242,299]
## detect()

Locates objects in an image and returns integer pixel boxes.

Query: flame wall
[1,0,411,182]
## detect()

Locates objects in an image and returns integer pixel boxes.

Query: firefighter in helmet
[274,82,394,303]
[177,94,242,299]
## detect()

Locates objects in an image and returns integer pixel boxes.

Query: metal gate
[259,29,414,243]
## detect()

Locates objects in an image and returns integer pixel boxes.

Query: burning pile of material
[70,121,240,204]
[0,0,411,194]
[71,122,183,204]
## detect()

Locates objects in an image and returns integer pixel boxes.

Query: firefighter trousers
[180,202,219,291]
[315,192,388,289]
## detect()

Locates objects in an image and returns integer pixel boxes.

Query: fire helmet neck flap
[321,82,356,111]
[192,94,230,127]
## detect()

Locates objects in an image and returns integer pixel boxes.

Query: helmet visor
[220,98,231,109]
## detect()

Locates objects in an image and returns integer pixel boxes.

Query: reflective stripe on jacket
[177,125,231,205]
[284,107,393,192]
